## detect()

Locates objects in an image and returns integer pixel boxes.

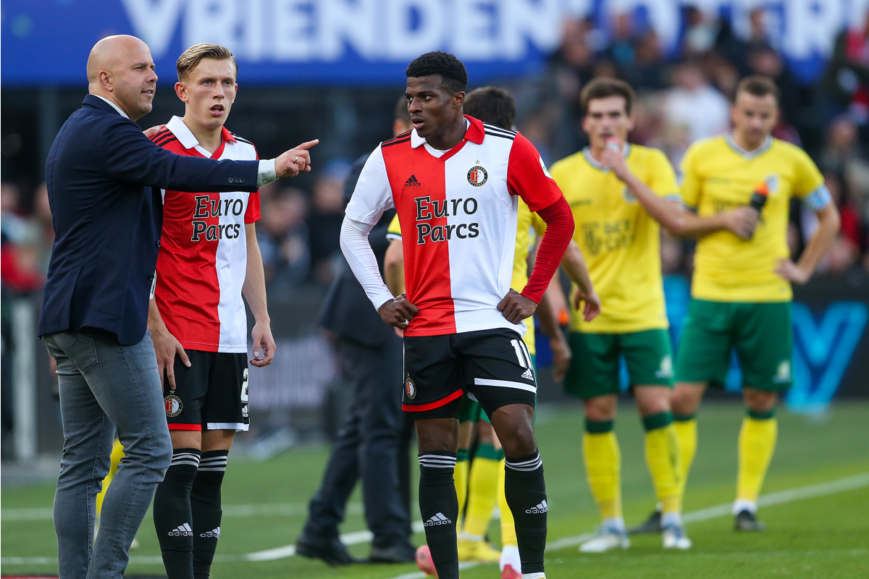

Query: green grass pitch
[3,402,868,578]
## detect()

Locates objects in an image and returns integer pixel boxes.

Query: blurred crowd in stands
[3,6,868,300]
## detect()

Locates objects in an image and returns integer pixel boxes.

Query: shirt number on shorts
[241,368,249,403]
[511,339,533,370]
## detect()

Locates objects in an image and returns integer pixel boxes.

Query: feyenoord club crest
[405,377,417,400]
[467,165,488,187]
[165,394,183,417]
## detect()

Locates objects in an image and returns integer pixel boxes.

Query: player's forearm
[148,298,169,336]
[340,217,395,309]
[523,197,574,303]
[384,240,405,296]
[798,204,841,277]
[621,172,685,232]
[560,240,593,295]
[243,230,271,325]
[677,209,729,238]
[535,284,564,341]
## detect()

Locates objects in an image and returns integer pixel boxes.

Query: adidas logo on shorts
[521,368,534,380]
[169,523,193,537]
[525,500,548,514]
[424,512,452,527]
[200,526,220,538]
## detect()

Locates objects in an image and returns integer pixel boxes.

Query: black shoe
[734,510,766,532]
[368,542,417,563]
[628,509,663,535]
[296,535,361,566]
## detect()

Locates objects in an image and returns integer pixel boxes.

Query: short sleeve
[244,192,261,223]
[386,213,402,241]
[345,145,394,225]
[507,133,564,212]
[791,149,829,211]
[648,149,680,202]
[679,144,702,209]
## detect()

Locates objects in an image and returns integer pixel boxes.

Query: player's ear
[175,81,187,102]
[454,91,465,109]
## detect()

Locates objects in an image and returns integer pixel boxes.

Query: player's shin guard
[191,450,228,579]
[643,412,682,516]
[736,410,778,513]
[462,443,502,538]
[583,420,622,522]
[154,448,201,579]
[419,452,460,579]
[504,451,547,575]
[673,414,697,502]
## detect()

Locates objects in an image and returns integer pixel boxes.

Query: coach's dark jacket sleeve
[39,95,262,346]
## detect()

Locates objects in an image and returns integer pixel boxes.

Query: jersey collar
[166,116,236,154]
[582,143,631,172]
[409,116,483,149]
[725,133,772,160]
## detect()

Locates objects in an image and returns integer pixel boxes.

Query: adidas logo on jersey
[521,368,534,380]
[525,500,548,514]
[169,523,193,537]
[404,175,421,187]
[424,513,452,527]
[200,526,221,538]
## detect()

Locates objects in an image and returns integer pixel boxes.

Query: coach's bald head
[87,35,157,121]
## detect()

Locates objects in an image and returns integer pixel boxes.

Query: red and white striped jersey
[345,116,563,337]
[152,116,260,353]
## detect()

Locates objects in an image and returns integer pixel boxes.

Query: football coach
[39,35,316,579]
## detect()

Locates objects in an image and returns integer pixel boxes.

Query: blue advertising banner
[2,0,865,86]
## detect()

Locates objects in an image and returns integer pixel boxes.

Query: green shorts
[565,329,674,400]
[675,299,793,391]
[459,354,536,423]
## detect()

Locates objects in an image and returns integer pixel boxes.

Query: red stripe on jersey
[402,388,464,412]
[383,140,456,336]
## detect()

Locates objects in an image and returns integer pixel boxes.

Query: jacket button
[148,273,155,281]
[156,240,161,248]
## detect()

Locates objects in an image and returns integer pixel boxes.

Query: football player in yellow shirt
[668,76,839,531]
[385,86,600,579]
[548,78,689,552]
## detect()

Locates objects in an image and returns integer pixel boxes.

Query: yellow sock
[643,413,681,514]
[455,448,470,515]
[673,415,697,504]
[97,438,125,516]
[583,421,621,520]
[462,443,501,538]
[737,411,778,503]
[497,458,517,547]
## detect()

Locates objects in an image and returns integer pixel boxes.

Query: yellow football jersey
[550,144,679,334]
[681,135,826,302]
[386,202,540,354]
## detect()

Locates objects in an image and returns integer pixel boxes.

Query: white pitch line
[1,502,363,521]
[4,473,868,569]
[379,472,869,579]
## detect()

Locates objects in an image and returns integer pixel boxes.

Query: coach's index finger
[294,139,319,150]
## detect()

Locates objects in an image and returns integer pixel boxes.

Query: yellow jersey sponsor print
[549,144,679,334]
[680,135,825,302]
[386,203,542,355]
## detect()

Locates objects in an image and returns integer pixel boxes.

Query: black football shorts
[402,327,537,420]
[163,350,249,432]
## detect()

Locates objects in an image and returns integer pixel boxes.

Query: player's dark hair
[406,51,468,94]
[464,87,516,131]
[177,43,237,81]
[394,94,411,124]
[580,78,635,117]
[736,75,779,104]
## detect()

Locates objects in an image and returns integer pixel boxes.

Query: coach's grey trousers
[45,328,172,579]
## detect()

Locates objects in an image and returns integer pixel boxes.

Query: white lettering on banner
[121,0,856,66]
[121,0,184,58]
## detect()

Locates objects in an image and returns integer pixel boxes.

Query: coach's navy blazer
[39,95,260,345]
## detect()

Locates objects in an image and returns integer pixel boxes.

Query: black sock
[505,450,547,574]
[154,448,201,579]
[191,450,228,579]
[418,452,459,579]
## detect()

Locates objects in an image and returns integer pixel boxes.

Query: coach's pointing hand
[498,289,538,324]
[379,294,419,328]
[276,139,319,178]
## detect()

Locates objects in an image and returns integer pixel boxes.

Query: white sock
[522,573,546,579]
[661,512,683,528]
[733,499,757,516]
[500,545,521,572]
[604,517,626,533]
